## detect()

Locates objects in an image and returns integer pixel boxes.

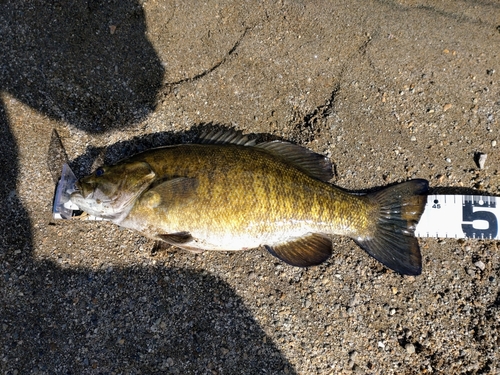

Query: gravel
[1,0,500,374]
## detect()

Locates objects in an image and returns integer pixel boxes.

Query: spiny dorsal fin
[255,141,334,182]
[265,233,332,267]
[198,129,256,146]
[198,129,334,182]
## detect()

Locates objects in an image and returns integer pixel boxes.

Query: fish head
[70,161,156,221]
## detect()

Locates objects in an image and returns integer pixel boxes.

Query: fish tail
[354,179,429,276]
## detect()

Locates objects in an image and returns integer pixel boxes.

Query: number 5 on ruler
[461,197,498,239]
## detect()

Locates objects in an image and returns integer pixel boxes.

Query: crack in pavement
[161,27,250,94]
[302,84,340,130]
[291,34,373,142]
[288,83,341,145]
[376,0,500,28]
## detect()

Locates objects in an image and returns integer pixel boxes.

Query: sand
[1,0,499,373]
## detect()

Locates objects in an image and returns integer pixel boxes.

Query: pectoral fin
[141,177,198,209]
[157,232,194,245]
[157,232,206,254]
[265,233,332,267]
[152,177,198,200]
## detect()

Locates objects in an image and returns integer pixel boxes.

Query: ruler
[415,194,500,240]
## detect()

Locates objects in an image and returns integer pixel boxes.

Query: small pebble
[443,103,452,112]
[474,260,486,271]
[492,140,497,147]
[405,343,416,354]
[477,153,487,169]
[445,158,451,163]
[410,136,417,142]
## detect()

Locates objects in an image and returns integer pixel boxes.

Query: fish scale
[135,145,337,243]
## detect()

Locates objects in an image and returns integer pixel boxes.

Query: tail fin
[354,179,429,276]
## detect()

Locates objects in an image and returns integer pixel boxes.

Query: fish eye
[95,167,105,177]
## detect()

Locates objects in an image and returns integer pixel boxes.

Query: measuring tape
[415,194,499,240]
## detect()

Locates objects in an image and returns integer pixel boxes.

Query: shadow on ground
[0,1,294,373]
[3,260,294,374]
[0,0,163,131]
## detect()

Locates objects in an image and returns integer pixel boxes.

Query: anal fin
[265,233,332,267]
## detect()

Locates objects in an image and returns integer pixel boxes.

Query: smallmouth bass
[71,130,428,275]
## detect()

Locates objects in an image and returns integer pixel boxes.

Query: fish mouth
[71,179,116,206]
[69,183,113,217]
[73,180,95,199]
[68,180,84,206]
[69,189,86,206]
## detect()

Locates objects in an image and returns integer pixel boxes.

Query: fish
[70,130,429,275]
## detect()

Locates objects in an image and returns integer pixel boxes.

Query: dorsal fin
[198,129,256,146]
[198,129,334,182]
[255,141,334,182]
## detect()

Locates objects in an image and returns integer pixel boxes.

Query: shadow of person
[0,2,295,373]
[1,0,164,132]
[3,260,295,374]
